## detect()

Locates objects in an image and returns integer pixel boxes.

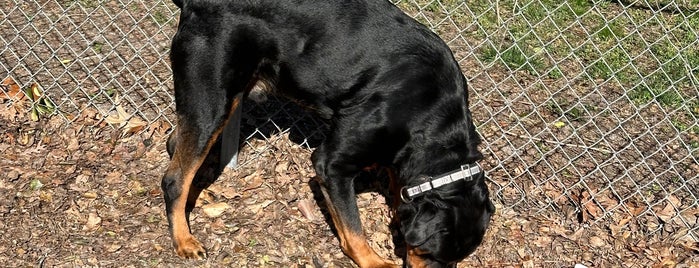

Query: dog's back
[172,0,467,121]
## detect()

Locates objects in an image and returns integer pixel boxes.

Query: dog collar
[400,163,483,203]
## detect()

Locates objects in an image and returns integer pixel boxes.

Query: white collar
[400,163,483,203]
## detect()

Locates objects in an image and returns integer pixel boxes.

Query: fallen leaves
[104,98,148,137]
[202,202,231,218]
[84,212,102,231]
[1,77,26,120]
[1,79,55,122]
[654,195,681,223]
[26,83,55,121]
[588,236,605,248]
[574,189,604,223]
[297,199,318,222]
[1,77,24,101]
[2,100,698,268]
[247,200,274,215]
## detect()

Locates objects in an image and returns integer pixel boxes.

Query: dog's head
[397,174,494,268]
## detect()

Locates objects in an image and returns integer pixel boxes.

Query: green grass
[152,11,168,25]
[629,86,684,107]
[401,0,699,134]
[91,41,104,53]
[545,99,599,122]
[454,0,698,92]
[61,0,101,9]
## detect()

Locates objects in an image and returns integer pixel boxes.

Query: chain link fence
[2,0,697,246]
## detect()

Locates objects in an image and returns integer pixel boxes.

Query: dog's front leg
[313,146,399,268]
[319,180,399,268]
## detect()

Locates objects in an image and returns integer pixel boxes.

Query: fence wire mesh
[1,0,697,247]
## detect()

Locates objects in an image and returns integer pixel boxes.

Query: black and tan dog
[162,0,495,267]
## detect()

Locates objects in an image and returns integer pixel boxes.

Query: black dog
[162,0,495,267]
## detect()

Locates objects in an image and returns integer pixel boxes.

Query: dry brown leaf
[106,244,122,253]
[208,184,240,199]
[626,202,647,216]
[652,256,677,268]
[370,232,390,246]
[297,199,318,221]
[516,248,527,258]
[249,200,274,215]
[654,196,681,223]
[143,119,169,138]
[84,212,102,231]
[105,104,129,126]
[29,83,42,101]
[543,182,564,204]
[588,236,605,248]
[596,193,620,211]
[533,235,552,248]
[66,136,80,151]
[617,216,632,226]
[655,203,676,223]
[196,190,215,206]
[242,171,264,192]
[202,202,231,218]
[123,116,147,136]
[580,190,604,221]
[106,171,123,184]
[610,216,633,237]
[275,161,289,174]
[1,77,24,101]
[69,174,91,192]
[667,195,681,207]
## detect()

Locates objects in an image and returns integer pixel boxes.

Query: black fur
[168,0,494,266]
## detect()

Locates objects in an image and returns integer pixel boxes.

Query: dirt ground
[1,95,697,268]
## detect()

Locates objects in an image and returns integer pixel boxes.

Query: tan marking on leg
[321,187,399,268]
[168,153,208,259]
[168,96,243,259]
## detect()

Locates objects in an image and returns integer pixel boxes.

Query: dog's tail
[172,0,183,8]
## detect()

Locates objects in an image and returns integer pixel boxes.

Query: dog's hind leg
[162,28,262,258]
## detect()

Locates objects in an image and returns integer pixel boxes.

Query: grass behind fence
[399,0,698,138]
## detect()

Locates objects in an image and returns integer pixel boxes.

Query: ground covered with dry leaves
[1,95,698,268]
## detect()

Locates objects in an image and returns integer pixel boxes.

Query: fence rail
[2,0,697,246]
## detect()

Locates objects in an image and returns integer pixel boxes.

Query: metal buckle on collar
[399,175,433,203]
[400,186,413,203]
[459,162,483,182]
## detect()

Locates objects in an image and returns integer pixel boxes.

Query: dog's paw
[174,235,207,259]
[361,260,400,268]
[375,263,401,268]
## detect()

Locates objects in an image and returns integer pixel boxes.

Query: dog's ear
[172,0,184,9]
[167,133,177,158]
[486,196,495,213]
[464,109,483,161]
